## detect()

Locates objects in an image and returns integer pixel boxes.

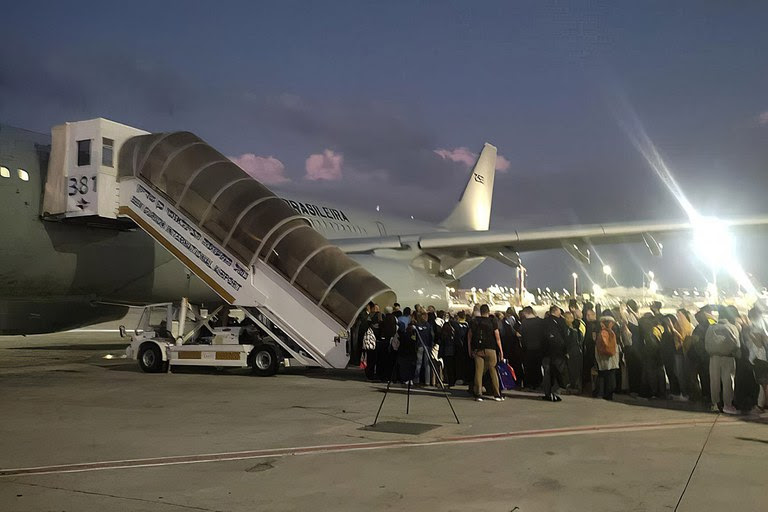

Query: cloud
[434,147,477,167]
[434,146,512,172]
[759,111,768,126]
[230,154,289,184]
[495,154,512,172]
[305,149,343,181]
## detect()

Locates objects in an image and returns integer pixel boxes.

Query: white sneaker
[493,397,502,402]
[475,397,484,402]
[723,405,739,415]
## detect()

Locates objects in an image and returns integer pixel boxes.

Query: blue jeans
[415,344,432,385]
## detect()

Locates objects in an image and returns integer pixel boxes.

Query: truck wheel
[250,345,278,376]
[138,344,164,373]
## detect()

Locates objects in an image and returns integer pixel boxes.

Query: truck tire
[250,344,279,376]
[138,344,164,373]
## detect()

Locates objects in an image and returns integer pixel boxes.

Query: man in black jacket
[468,304,505,402]
[520,306,545,390]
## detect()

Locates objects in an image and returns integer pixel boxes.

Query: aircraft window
[17,169,29,181]
[102,137,114,167]
[77,139,91,166]
[0,166,9,178]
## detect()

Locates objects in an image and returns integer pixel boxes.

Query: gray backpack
[704,322,739,356]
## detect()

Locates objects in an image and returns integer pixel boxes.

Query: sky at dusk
[2,1,767,293]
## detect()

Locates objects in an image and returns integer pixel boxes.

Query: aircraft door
[375,221,387,236]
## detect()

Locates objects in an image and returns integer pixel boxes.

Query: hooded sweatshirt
[595,316,622,371]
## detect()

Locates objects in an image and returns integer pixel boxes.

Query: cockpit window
[102,137,114,167]
[17,169,29,181]
[77,139,91,166]
[0,166,9,178]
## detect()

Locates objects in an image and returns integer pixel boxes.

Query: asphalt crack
[6,480,224,512]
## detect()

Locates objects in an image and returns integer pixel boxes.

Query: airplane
[2,118,768,336]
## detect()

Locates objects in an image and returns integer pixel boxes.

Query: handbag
[363,328,377,351]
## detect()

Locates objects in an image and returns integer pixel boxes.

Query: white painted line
[0,417,738,478]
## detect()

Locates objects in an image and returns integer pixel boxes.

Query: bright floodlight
[648,270,655,279]
[692,217,731,270]
[603,265,612,276]
[572,272,578,279]
[593,284,602,294]
[649,280,659,294]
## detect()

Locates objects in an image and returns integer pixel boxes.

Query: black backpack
[473,317,494,350]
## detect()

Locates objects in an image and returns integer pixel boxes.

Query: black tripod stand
[372,327,460,426]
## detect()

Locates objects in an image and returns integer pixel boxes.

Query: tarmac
[1,330,767,511]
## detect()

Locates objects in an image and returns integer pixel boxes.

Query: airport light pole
[603,265,612,287]
[572,272,578,297]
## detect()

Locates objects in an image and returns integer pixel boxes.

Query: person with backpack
[468,304,505,402]
[705,306,741,414]
[542,305,568,402]
[594,311,623,400]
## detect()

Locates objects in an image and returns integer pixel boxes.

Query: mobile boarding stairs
[42,119,395,374]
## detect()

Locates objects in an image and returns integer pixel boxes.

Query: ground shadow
[8,344,126,351]
[361,421,441,435]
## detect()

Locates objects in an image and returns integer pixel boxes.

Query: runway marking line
[0,417,737,478]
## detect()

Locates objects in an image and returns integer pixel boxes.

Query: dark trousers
[374,340,390,381]
[397,354,417,382]
[626,344,644,394]
[364,348,378,380]
[543,356,567,396]
[642,344,667,397]
[687,354,711,402]
[444,355,457,386]
[566,347,583,392]
[524,349,544,389]
[661,340,680,395]
[508,342,525,388]
[597,369,617,400]
[734,355,759,411]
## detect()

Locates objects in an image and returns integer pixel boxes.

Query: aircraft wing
[333,215,768,265]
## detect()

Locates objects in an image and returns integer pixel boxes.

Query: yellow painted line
[118,206,236,303]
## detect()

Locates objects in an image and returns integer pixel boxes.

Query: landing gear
[250,344,279,377]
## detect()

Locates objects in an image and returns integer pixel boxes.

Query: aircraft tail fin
[440,142,496,231]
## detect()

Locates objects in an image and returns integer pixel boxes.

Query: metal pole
[372,360,400,426]
[406,380,411,414]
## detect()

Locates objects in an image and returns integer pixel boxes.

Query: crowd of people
[352,298,768,414]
